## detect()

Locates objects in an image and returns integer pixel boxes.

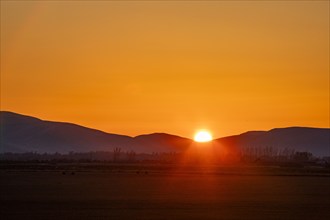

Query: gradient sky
[1,0,329,138]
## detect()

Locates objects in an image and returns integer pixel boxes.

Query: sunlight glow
[194,130,213,142]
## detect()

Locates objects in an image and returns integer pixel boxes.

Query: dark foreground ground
[1,164,330,220]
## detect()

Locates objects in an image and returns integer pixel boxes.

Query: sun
[194,130,213,142]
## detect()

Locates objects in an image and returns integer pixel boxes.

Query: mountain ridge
[1,111,329,156]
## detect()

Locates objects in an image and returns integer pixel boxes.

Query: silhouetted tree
[113,147,121,162]
[126,151,136,162]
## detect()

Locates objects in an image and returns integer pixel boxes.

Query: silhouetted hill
[1,111,329,156]
[0,111,133,153]
[134,133,193,152]
[217,127,330,157]
[0,111,190,153]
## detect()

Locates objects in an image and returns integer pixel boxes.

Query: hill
[1,111,329,156]
[217,127,330,157]
[0,111,191,153]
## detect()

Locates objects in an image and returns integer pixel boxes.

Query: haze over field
[1,1,329,138]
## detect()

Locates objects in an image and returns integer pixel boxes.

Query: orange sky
[1,1,329,139]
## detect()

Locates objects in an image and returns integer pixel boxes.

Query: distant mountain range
[216,128,330,157]
[0,111,329,157]
[0,111,192,154]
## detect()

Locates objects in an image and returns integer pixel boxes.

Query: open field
[1,164,330,220]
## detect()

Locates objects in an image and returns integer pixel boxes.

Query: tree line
[0,146,329,166]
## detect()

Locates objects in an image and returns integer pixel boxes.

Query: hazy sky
[1,0,329,138]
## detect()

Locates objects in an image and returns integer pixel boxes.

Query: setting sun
[194,130,213,142]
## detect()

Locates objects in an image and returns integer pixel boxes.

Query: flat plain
[1,164,329,220]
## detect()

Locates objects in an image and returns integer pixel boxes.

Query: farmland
[1,164,329,220]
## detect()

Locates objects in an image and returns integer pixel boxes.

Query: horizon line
[1,110,329,140]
